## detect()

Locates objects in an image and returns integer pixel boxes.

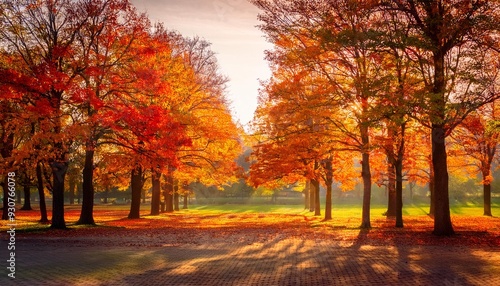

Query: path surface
[1,236,499,286]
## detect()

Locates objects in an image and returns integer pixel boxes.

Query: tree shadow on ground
[3,228,499,286]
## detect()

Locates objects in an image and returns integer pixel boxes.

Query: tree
[250,54,358,220]
[252,0,388,227]
[72,0,150,225]
[161,33,241,211]
[0,0,92,229]
[450,102,500,216]
[384,0,500,235]
[0,79,17,220]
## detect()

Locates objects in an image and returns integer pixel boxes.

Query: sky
[130,0,273,130]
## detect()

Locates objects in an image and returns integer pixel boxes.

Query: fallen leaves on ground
[1,208,499,248]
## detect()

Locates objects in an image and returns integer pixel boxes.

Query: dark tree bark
[128,166,143,219]
[482,169,492,216]
[164,173,174,213]
[150,169,161,215]
[312,179,321,216]
[395,158,404,228]
[409,181,415,202]
[102,188,109,204]
[430,49,453,235]
[77,147,95,225]
[432,126,453,235]
[49,90,69,230]
[1,176,9,220]
[50,159,68,229]
[395,123,406,228]
[483,183,492,216]
[36,162,49,223]
[324,158,333,221]
[77,182,82,204]
[360,123,372,229]
[68,173,76,205]
[17,188,21,204]
[20,179,32,211]
[309,179,315,212]
[174,182,180,211]
[386,155,396,217]
[304,180,310,210]
[428,155,435,217]
[183,194,188,209]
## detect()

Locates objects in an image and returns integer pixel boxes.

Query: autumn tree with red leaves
[69,0,153,225]
[450,102,500,216]
[157,32,241,213]
[0,0,91,229]
[0,0,237,225]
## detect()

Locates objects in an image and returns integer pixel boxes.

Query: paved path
[1,237,499,286]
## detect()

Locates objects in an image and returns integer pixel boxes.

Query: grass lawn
[184,202,499,217]
[2,201,499,228]
[1,201,498,248]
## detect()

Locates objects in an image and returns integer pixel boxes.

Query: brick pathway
[1,237,499,286]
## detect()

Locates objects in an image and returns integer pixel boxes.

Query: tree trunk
[324,181,332,220]
[77,182,82,204]
[21,183,32,211]
[429,46,454,235]
[17,188,22,204]
[150,169,161,215]
[428,154,435,217]
[409,181,415,202]
[360,123,372,229]
[386,156,396,217]
[49,92,68,230]
[36,162,49,223]
[483,183,492,216]
[183,194,188,209]
[1,176,9,220]
[395,123,406,228]
[128,166,143,219]
[432,125,454,235]
[174,182,180,211]
[304,180,310,210]
[103,188,109,204]
[395,158,404,228]
[312,179,321,216]
[68,172,75,205]
[77,148,95,225]
[483,170,492,216]
[103,194,107,204]
[324,158,333,221]
[164,173,174,213]
[50,160,68,229]
[309,179,315,212]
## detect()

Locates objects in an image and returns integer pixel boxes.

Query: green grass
[185,202,499,218]
[187,203,387,217]
[189,204,307,214]
[2,201,498,233]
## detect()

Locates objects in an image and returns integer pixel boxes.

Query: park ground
[0,203,499,285]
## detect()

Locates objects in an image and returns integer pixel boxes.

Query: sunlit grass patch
[1,202,498,248]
